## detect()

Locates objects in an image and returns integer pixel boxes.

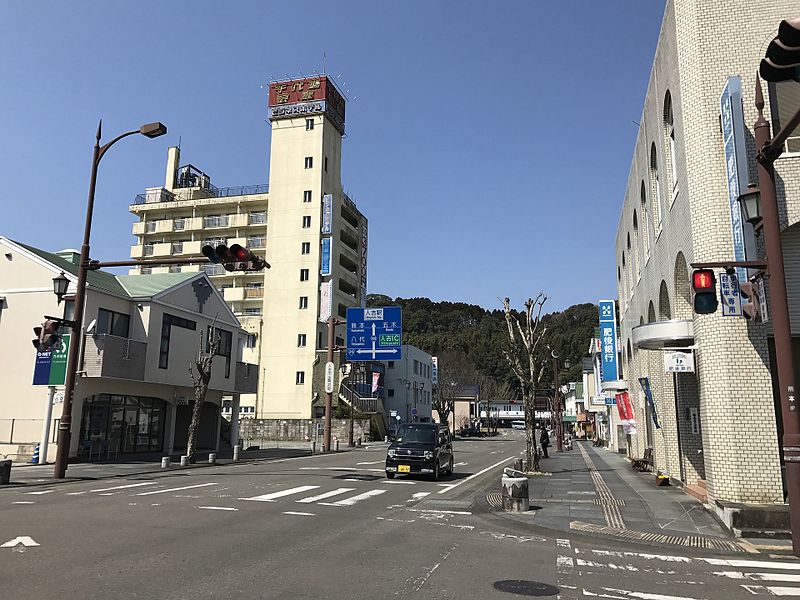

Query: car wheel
[433,462,440,481]
[386,471,395,479]
[448,456,454,475]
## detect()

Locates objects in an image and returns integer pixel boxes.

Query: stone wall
[239,418,371,446]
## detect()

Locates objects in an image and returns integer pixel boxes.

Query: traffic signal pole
[754,76,800,556]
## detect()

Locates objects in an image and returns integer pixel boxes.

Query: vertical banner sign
[372,372,380,394]
[638,377,661,429]
[615,391,637,435]
[321,194,333,234]
[320,237,332,276]
[359,221,368,307]
[719,272,743,316]
[720,76,751,283]
[431,357,438,384]
[319,281,333,322]
[32,334,70,386]
[598,300,619,382]
[757,277,769,323]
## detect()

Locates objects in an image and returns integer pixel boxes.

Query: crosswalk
[557,545,800,598]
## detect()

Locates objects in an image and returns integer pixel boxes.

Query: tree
[502,294,549,472]
[187,323,221,464]
[432,349,477,433]
[480,375,516,433]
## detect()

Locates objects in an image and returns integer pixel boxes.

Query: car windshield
[395,425,435,444]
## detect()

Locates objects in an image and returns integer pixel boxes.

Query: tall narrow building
[129,75,367,419]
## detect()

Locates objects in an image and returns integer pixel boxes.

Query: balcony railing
[244,287,264,299]
[203,264,226,276]
[247,237,266,248]
[171,242,183,254]
[204,216,229,228]
[133,184,268,205]
[83,335,147,381]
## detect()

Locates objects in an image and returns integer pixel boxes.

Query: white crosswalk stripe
[323,489,387,507]
[295,488,355,503]
[239,485,319,502]
[136,482,219,496]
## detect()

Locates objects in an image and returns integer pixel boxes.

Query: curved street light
[53,120,167,479]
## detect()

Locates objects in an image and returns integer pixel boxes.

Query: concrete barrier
[233,445,240,462]
[208,453,217,465]
[161,457,170,469]
[180,455,188,467]
[501,474,530,512]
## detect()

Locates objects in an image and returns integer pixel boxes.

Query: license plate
[398,465,411,473]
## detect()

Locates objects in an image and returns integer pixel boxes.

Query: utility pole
[552,351,564,452]
[754,75,800,556]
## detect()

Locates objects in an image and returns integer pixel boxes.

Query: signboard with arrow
[346,307,402,361]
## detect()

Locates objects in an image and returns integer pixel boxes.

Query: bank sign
[598,300,619,382]
[32,334,70,386]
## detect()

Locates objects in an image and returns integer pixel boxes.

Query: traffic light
[760,18,800,82]
[32,319,61,352]
[200,244,269,272]
[740,281,761,322]
[692,269,718,315]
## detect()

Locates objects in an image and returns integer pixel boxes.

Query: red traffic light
[229,244,252,262]
[692,269,715,291]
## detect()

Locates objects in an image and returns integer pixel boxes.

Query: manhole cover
[493,580,560,597]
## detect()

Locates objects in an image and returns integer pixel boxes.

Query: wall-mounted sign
[664,350,695,373]
[268,101,325,120]
[319,281,333,322]
[757,277,769,323]
[359,221,368,307]
[431,356,438,384]
[719,272,743,317]
[267,76,346,133]
[320,237,332,276]
[598,300,619,382]
[604,396,616,406]
[720,76,752,283]
[322,194,333,234]
[325,362,335,394]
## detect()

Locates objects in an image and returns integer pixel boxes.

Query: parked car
[511,420,526,430]
[385,423,453,480]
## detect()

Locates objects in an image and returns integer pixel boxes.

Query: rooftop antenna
[323,51,327,75]
[178,135,182,150]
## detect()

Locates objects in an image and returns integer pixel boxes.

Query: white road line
[283,511,315,516]
[12,501,35,505]
[557,539,572,548]
[295,488,355,503]
[198,506,238,511]
[137,482,218,496]
[595,588,705,600]
[767,587,800,596]
[239,485,319,502]
[298,466,384,472]
[328,489,387,506]
[701,558,800,571]
[410,492,430,501]
[590,550,691,563]
[382,479,415,485]
[407,508,471,515]
[356,461,384,465]
[714,571,800,582]
[89,482,158,493]
[557,555,574,573]
[26,490,54,495]
[437,456,514,494]
[454,462,468,467]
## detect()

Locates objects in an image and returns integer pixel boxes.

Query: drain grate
[569,520,746,553]
[486,492,503,508]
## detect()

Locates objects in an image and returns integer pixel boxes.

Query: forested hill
[366,294,599,389]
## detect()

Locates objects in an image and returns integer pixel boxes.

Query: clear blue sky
[0,1,665,312]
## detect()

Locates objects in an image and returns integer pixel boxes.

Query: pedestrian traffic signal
[200,244,270,272]
[760,18,800,82]
[740,281,761,322]
[691,269,718,315]
[32,319,61,352]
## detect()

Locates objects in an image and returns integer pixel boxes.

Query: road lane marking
[454,462,468,467]
[407,508,471,515]
[26,490,54,495]
[410,492,430,501]
[382,479,415,485]
[11,501,35,505]
[137,482,218,496]
[437,456,514,494]
[283,511,315,516]
[766,587,800,596]
[239,485,319,502]
[89,482,158,493]
[198,506,238,511]
[701,558,800,570]
[557,555,575,573]
[590,588,704,600]
[328,489,387,506]
[713,571,800,582]
[295,488,355,503]
[557,539,572,548]
[298,467,384,472]
[356,461,384,465]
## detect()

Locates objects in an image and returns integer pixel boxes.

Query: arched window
[632,210,641,279]
[663,91,678,200]
[658,280,671,320]
[650,143,663,232]
[621,253,628,307]
[626,233,634,296]
[673,252,691,319]
[640,181,650,258]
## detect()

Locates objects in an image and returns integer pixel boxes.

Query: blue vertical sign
[598,300,619,382]
[321,194,333,235]
[720,77,750,283]
[320,237,332,276]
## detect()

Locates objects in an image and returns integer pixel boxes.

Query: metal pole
[755,76,800,557]
[39,387,55,465]
[553,355,563,452]
[323,316,334,452]
[53,123,101,479]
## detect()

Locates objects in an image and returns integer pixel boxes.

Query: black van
[385,423,453,480]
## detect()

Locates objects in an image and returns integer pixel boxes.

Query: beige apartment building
[130,75,367,420]
[611,0,800,534]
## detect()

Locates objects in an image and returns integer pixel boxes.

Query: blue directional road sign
[346,306,402,361]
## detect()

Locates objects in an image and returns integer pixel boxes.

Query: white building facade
[384,345,434,427]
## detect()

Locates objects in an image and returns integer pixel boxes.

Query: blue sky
[0,1,665,312]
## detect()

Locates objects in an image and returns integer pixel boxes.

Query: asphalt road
[1,430,799,599]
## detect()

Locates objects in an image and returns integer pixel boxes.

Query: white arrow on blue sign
[346,307,402,361]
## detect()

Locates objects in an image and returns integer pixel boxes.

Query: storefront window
[80,394,166,455]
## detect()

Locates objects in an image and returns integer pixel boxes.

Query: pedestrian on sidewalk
[540,428,550,459]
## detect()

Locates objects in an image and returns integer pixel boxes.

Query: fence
[239,418,370,449]
[0,418,59,444]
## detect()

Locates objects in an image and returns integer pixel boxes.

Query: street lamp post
[53,120,166,479]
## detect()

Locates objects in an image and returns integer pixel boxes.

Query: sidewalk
[490,440,788,553]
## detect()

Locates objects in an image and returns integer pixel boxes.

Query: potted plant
[655,471,670,486]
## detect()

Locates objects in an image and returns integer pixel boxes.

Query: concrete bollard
[208,453,217,465]
[356,437,362,447]
[501,474,530,512]
[384,436,389,443]
[311,440,316,454]
[161,457,170,469]
[0,459,11,484]
[513,458,523,473]
[233,445,240,462]
[333,439,339,452]
[180,455,189,467]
